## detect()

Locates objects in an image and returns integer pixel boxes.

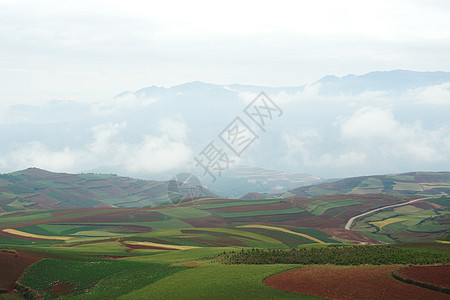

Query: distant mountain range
[119,70,450,98]
[315,70,450,95]
[2,70,450,180]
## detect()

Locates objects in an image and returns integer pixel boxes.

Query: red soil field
[394,265,450,292]
[411,201,440,210]
[263,265,449,300]
[47,280,76,296]
[0,251,40,292]
[25,193,60,206]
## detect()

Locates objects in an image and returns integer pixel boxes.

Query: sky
[1,0,450,182]
[1,0,450,103]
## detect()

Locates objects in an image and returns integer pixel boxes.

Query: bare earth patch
[0,251,40,291]
[263,265,449,300]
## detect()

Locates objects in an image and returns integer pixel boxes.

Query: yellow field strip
[3,228,73,241]
[125,241,200,250]
[237,224,325,244]
[436,240,450,244]
[370,218,408,230]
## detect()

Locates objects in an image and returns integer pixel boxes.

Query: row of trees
[220,245,450,265]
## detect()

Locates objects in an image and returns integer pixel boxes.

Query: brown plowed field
[394,265,450,291]
[263,265,450,300]
[0,251,40,291]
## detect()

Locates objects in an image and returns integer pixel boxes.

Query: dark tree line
[220,245,450,265]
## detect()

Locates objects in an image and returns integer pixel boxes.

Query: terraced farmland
[0,169,449,299]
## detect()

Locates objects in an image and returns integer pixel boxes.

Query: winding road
[345,196,432,230]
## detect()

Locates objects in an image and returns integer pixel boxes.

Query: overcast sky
[1,0,450,103]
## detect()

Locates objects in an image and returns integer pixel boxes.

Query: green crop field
[307,200,362,216]
[119,265,316,300]
[19,258,189,299]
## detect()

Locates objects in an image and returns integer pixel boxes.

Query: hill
[0,168,215,211]
[288,172,450,198]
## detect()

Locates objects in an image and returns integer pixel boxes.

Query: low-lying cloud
[0,118,193,175]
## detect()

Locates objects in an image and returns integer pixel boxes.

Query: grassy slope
[120,265,318,300]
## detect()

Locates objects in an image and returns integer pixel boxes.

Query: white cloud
[123,136,192,173]
[0,118,193,174]
[340,107,449,162]
[91,94,157,116]
[6,142,79,173]
[340,107,398,139]
[282,129,320,164]
[157,116,188,141]
[404,82,450,105]
[319,151,367,168]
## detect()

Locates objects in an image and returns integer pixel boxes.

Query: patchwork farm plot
[0,169,449,299]
[353,200,449,243]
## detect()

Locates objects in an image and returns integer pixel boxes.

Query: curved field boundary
[345,197,432,230]
[392,266,450,295]
[263,265,450,300]
[2,228,73,241]
[237,225,325,244]
[125,241,199,251]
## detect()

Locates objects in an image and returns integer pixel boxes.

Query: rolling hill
[287,172,450,198]
[0,168,448,245]
[0,168,215,211]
